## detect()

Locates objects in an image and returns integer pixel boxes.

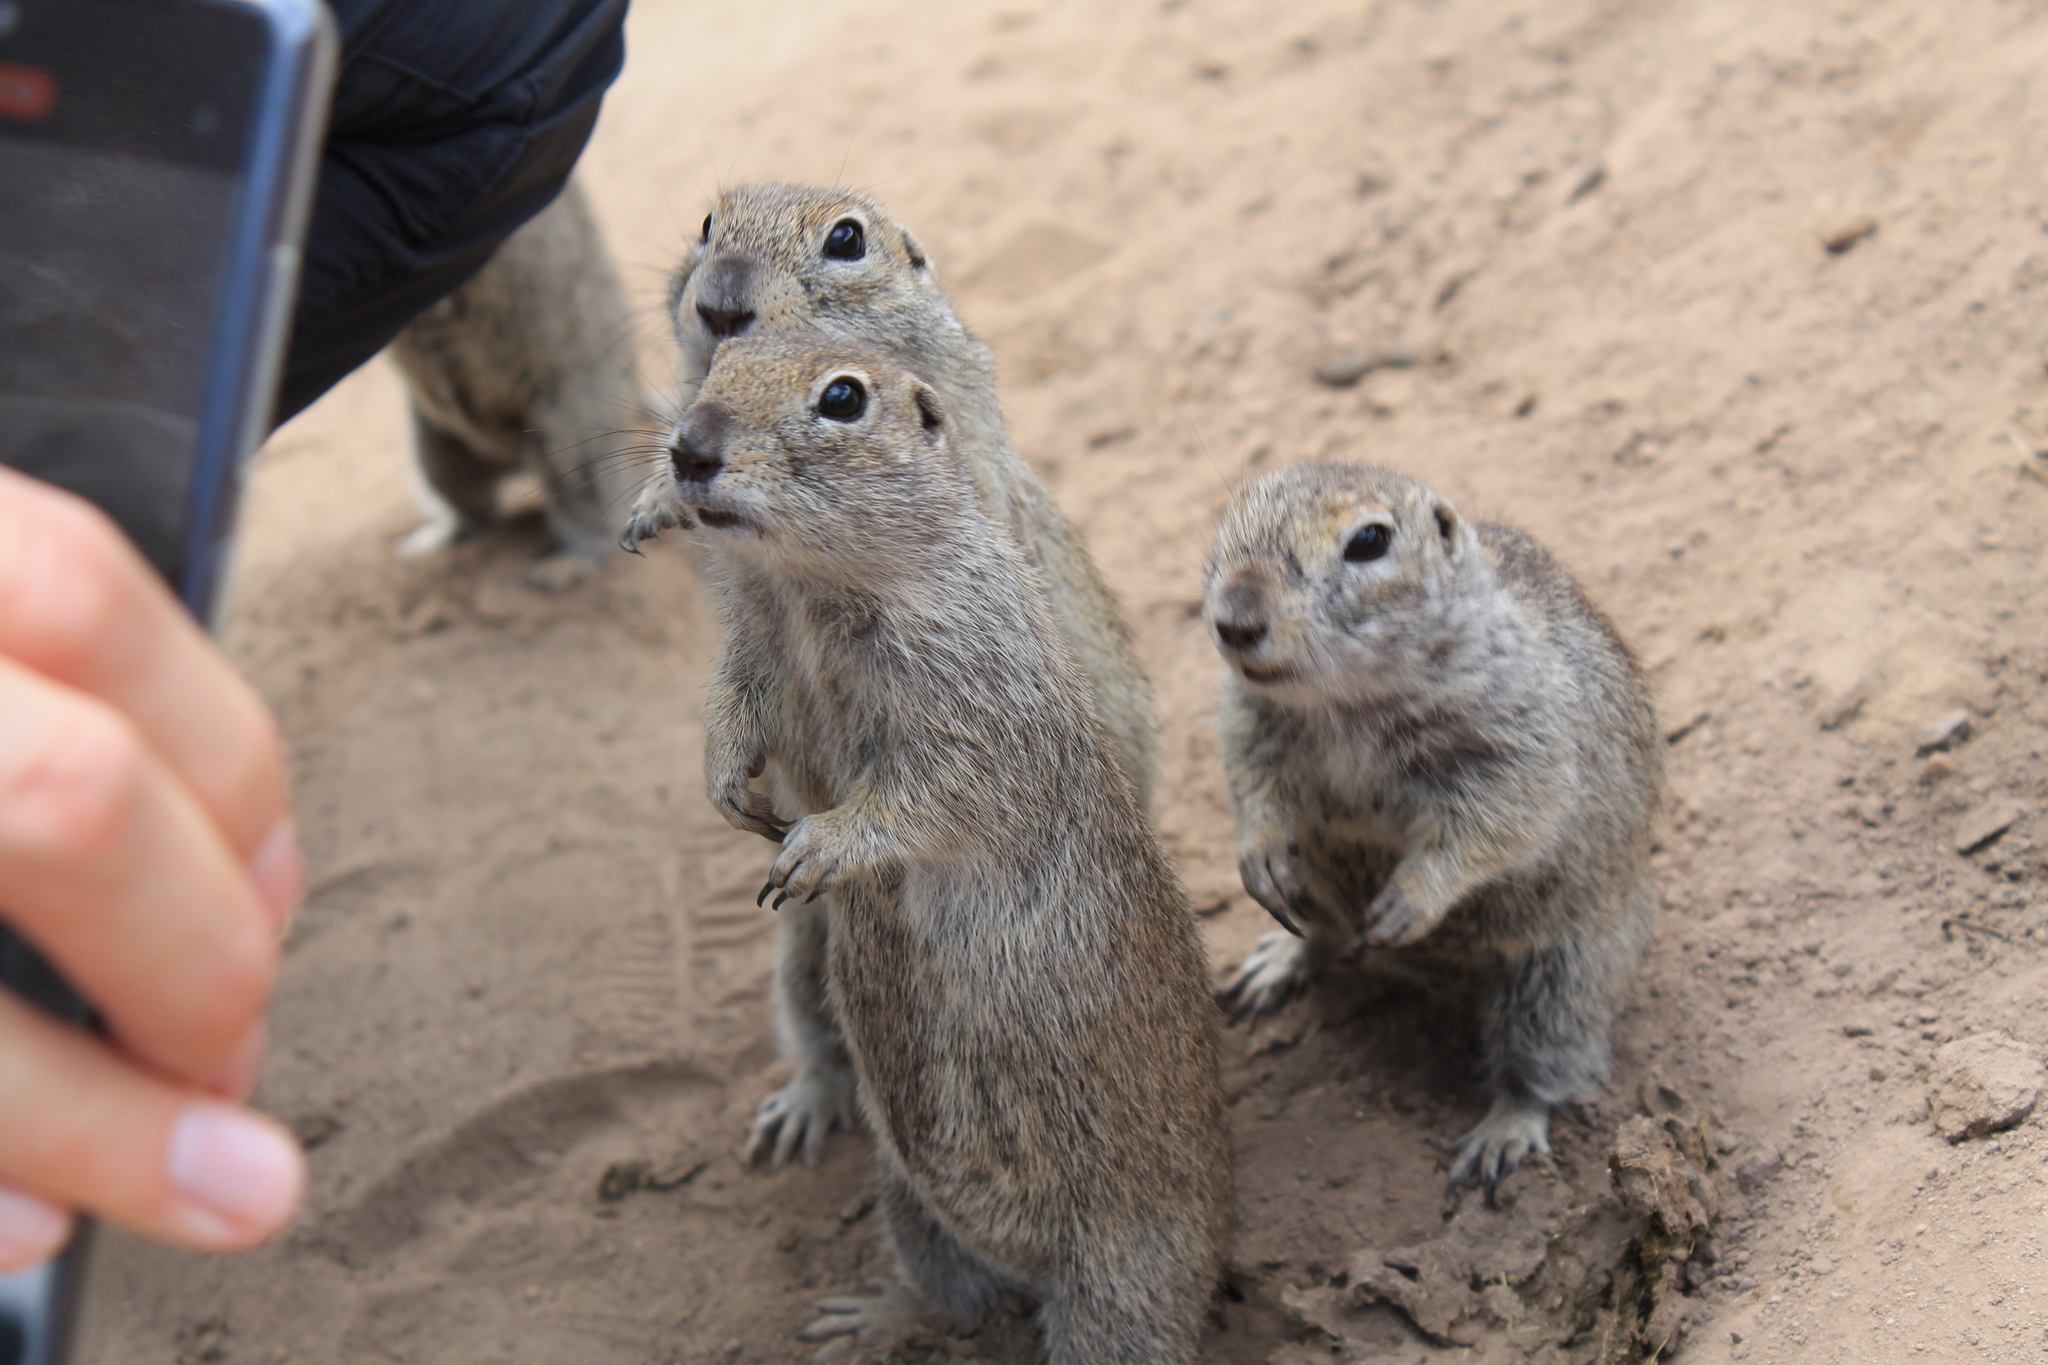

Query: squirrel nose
[669,402,732,483]
[670,436,722,483]
[694,254,758,340]
[695,302,755,340]
[1210,575,1270,653]
[1213,615,1268,652]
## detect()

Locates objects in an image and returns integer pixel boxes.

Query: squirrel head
[625,334,965,578]
[669,184,956,392]
[1203,463,1485,708]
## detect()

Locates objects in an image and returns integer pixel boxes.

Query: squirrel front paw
[1238,835,1311,937]
[1362,875,1447,947]
[758,814,861,908]
[1217,928,1312,1019]
[709,747,789,843]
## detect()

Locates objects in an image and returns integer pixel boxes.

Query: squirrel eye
[700,213,712,242]
[824,219,866,261]
[818,376,867,421]
[1343,524,1392,563]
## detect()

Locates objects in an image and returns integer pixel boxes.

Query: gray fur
[629,335,1229,1365]
[388,177,657,589]
[666,184,1154,797]
[660,183,1158,1164]
[1206,462,1661,1195]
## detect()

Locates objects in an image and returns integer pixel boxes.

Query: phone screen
[0,4,319,1362]
[0,0,268,585]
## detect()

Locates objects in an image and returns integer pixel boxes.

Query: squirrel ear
[899,226,930,273]
[912,381,946,441]
[1432,500,1462,554]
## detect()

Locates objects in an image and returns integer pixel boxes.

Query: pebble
[1822,216,1879,253]
[1312,346,1416,388]
[1736,1146,1784,1195]
[1953,798,2026,854]
[1928,1032,2044,1140]
[1915,708,1972,756]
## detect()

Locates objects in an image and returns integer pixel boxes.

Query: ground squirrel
[1206,462,1659,1194]
[625,335,1230,1365]
[663,182,1157,1165]
[388,176,658,590]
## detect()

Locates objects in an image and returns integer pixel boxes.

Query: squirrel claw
[1265,895,1305,938]
[757,879,776,907]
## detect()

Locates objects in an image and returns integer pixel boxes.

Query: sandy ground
[76,0,2048,1361]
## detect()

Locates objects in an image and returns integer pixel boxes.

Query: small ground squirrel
[661,183,1158,1165]
[388,177,656,590]
[626,334,1230,1365]
[1206,462,1660,1194]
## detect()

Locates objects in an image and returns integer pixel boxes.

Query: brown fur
[627,335,1229,1365]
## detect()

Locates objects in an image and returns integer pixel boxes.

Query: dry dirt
[77,0,2048,1361]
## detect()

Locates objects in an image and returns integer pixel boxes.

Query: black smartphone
[0,1,335,1362]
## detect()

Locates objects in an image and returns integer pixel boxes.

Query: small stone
[1822,216,1878,253]
[1816,685,1868,731]
[596,1160,649,1203]
[1915,709,1972,756]
[289,1112,344,1151]
[1920,754,1957,783]
[1313,346,1416,388]
[1735,1146,1783,1195]
[1841,1021,1874,1037]
[1928,1032,2044,1140]
[1954,798,2026,854]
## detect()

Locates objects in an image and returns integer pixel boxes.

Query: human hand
[0,466,304,1272]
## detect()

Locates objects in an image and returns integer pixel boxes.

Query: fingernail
[247,819,303,930]
[208,1020,268,1101]
[166,1102,304,1246]
[0,1187,71,1271]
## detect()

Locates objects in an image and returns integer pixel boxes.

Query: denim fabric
[273,0,628,424]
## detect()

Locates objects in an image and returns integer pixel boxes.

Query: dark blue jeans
[274,0,629,424]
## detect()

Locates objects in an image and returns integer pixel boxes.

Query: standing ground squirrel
[1206,462,1660,1194]
[388,176,657,590]
[626,335,1230,1365]
[661,183,1157,1165]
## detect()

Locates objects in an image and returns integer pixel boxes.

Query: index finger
[0,466,291,865]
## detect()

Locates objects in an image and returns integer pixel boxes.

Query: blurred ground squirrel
[388,176,658,590]
[1205,462,1660,1194]
[625,335,1229,1365]
[662,183,1157,1164]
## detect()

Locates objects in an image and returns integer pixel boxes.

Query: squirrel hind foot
[1446,1096,1553,1202]
[746,1062,857,1170]
[798,1279,925,1362]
